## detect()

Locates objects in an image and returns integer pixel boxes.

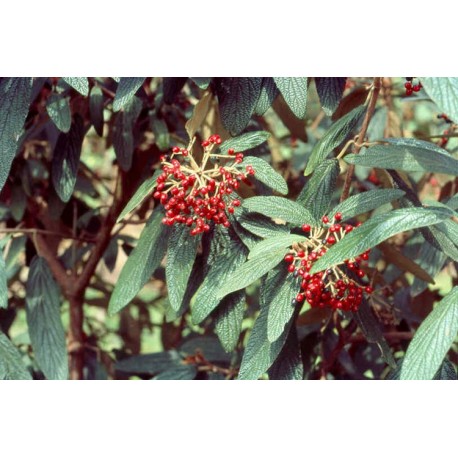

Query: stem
[68,293,85,380]
[340,77,382,202]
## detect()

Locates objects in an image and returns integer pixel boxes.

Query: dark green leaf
[163,77,187,104]
[52,114,85,202]
[236,156,288,195]
[346,138,458,175]
[153,364,197,380]
[248,234,306,260]
[401,287,458,380]
[62,77,89,96]
[238,212,289,238]
[25,256,68,380]
[268,326,303,380]
[0,331,32,380]
[311,207,453,274]
[109,208,170,315]
[433,359,457,380]
[296,159,340,219]
[330,189,405,220]
[46,93,71,133]
[112,96,142,171]
[215,77,262,135]
[255,77,279,115]
[0,251,7,309]
[243,196,317,226]
[213,292,245,352]
[150,116,170,151]
[273,77,308,119]
[315,77,346,116]
[115,350,182,375]
[4,236,26,280]
[166,225,200,311]
[179,336,231,363]
[421,77,458,124]
[305,104,366,176]
[191,77,211,90]
[89,86,104,136]
[113,77,145,112]
[103,237,119,272]
[220,131,270,153]
[0,77,33,193]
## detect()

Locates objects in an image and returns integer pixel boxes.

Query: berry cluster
[284,213,372,312]
[153,134,255,235]
[437,113,455,148]
[404,77,422,96]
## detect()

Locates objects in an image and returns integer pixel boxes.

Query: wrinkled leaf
[62,77,89,96]
[315,77,346,116]
[0,331,32,380]
[273,77,308,119]
[421,77,458,124]
[113,77,145,112]
[46,93,71,133]
[220,131,270,153]
[213,292,245,352]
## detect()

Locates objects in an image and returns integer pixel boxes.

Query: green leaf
[0,331,32,380]
[113,77,145,112]
[191,77,211,89]
[220,131,270,153]
[25,256,68,380]
[421,77,458,124]
[243,196,317,226]
[433,359,457,380]
[46,93,71,133]
[273,77,308,119]
[329,189,405,220]
[4,236,26,280]
[215,77,262,135]
[117,169,161,223]
[345,138,458,175]
[401,287,458,380]
[179,336,231,363]
[238,212,289,238]
[311,206,453,274]
[153,364,197,380]
[265,264,300,342]
[0,77,33,193]
[0,251,7,309]
[305,104,366,176]
[192,230,247,324]
[89,86,104,136]
[268,326,303,380]
[315,77,346,116]
[150,116,170,151]
[62,77,89,96]
[115,350,182,375]
[217,249,285,299]
[109,208,170,315]
[248,234,306,260]
[236,156,288,195]
[112,96,142,171]
[213,292,245,352]
[255,77,279,115]
[52,114,85,202]
[166,226,200,311]
[296,159,340,219]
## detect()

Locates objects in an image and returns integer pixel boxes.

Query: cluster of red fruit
[437,113,454,148]
[404,77,422,96]
[153,134,255,235]
[284,213,372,312]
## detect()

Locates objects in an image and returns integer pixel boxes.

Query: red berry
[302,224,311,232]
[334,212,342,222]
[413,85,421,92]
[322,216,329,224]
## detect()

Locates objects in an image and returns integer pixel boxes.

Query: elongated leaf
[112,96,142,171]
[401,287,458,380]
[346,138,458,175]
[25,256,68,380]
[273,77,308,119]
[305,104,366,176]
[46,93,71,133]
[117,169,161,223]
[215,77,262,135]
[109,209,170,315]
[89,86,104,136]
[179,336,231,363]
[266,264,300,342]
[0,331,32,380]
[237,156,288,195]
[433,359,457,380]
[153,364,197,380]
[220,131,270,153]
[217,249,285,299]
[213,293,245,352]
[296,159,339,219]
[330,189,405,220]
[268,326,303,380]
[150,116,170,151]
[115,350,182,375]
[52,114,85,202]
[62,77,89,96]
[248,234,306,260]
[4,236,26,280]
[0,252,7,309]
[192,230,247,324]
[238,212,289,238]
[113,77,145,112]
[166,226,200,311]
[243,196,317,226]
[315,77,346,116]
[255,77,279,115]
[0,77,33,193]
[421,77,458,124]
[311,207,453,274]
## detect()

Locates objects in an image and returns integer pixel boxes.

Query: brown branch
[340,77,382,202]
